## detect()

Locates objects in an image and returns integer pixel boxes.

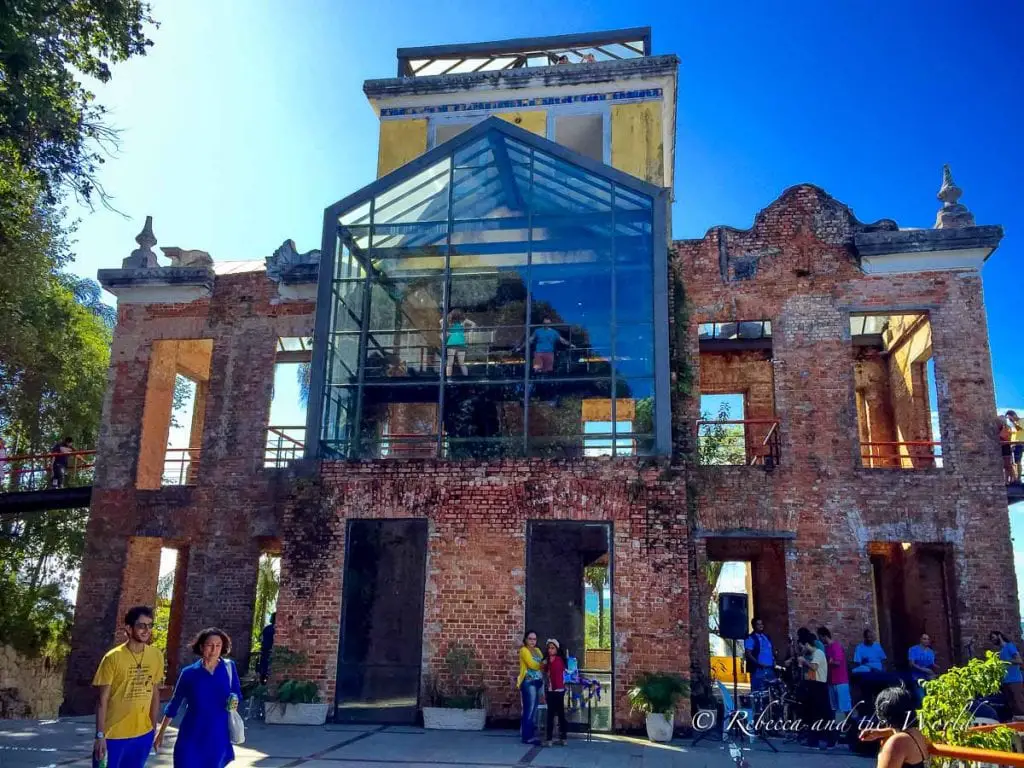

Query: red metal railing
[861,440,942,469]
[0,450,96,492]
[862,720,1024,766]
[696,419,781,467]
[264,426,306,468]
[162,448,200,486]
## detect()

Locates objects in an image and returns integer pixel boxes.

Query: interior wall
[886,317,935,467]
[699,350,776,459]
[854,348,898,467]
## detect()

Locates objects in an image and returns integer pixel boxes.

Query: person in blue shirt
[853,628,888,674]
[529,318,568,373]
[991,630,1024,717]
[154,627,243,768]
[744,617,776,692]
[907,634,938,705]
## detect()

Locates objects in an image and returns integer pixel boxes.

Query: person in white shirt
[796,627,836,750]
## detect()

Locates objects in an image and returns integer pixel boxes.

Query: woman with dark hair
[860,686,931,767]
[154,628,242,767]
[516,629,544,745]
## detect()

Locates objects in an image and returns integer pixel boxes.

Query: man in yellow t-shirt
[92,606,164,768]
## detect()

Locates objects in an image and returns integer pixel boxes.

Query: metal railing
[162,448,200,486]
[264,427,306,468]
[0,450,96,492]
[696,419,781,467]
[863,720,1024,766]
[861,440,942,469]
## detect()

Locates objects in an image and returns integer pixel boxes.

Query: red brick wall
[274,461,691,728]
[63,272,314,714]
[674,184,1018,666]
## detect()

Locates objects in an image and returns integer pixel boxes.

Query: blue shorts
[93,731,153,768]
[829,683,852,713]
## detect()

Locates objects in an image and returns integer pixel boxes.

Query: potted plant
[422,642,486,730]
[628,672,689,742]
[263,647,331,726]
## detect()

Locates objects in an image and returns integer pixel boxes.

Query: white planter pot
[422,706,487,731]
[645,711,675,742]
[264,702,330,725]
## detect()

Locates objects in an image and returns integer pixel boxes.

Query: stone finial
[161,247,213,269]
[935,164,976,229]
[265,239,321,282]
[121,216,160,269]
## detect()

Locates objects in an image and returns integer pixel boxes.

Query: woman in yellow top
[517,629,544,745]
[1008,410,1024,483]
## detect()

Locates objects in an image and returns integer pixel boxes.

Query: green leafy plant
[427,643,485,709]
[918,651,1015,758]
[276,680,320,705]
[628,672,690,716]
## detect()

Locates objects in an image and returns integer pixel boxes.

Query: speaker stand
[695,641,777,753]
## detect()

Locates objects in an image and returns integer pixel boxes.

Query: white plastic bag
[225,660,245,745]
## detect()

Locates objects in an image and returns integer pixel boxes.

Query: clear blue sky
[69,0,1024,610]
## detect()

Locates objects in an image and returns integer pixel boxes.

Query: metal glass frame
[308,116,670,459]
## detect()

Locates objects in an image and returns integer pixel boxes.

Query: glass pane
[359,384,439,459]
[331,280,366,334]
[616,262,653,324]
[321,386,357,447]
[613,325,655,377]
[327,333,361,386]
[528,379,614,456]
[447,272,528,381]
[442,382,525,458]
[368,278,443,332]
[554,113,603,162]
[340,200,371,226]
[374,159,451,224]
[364,332,440,380]
[530,262,611,328]
[334,242,366,281]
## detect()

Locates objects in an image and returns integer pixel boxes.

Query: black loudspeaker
[718,592,749,640]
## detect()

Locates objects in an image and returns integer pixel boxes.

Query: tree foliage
[1,0,156,204]
[698,402,746,465]
[250,554,280,650]
[0,0,156,661]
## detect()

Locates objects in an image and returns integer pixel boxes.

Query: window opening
[554,113,604,162]
[265,337,311,468]
[851,313,941,469]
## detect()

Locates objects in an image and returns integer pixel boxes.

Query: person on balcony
[50,435,74,488]
[442,310,476,377]
[529,318,569,374]
[1008,411,1024,483]
[999,413,1015,483]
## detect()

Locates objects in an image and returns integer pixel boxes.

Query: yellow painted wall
[611,101,664,186]
[377,119,429,178]
[495,110,547,137]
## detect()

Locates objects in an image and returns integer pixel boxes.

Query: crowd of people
[91,605,241,768]
[743,616,1024,755]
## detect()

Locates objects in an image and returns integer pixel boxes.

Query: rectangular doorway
[526,521,612,731]
[335,519,428,723]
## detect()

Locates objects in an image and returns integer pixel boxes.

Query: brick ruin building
[62,28,1018,729]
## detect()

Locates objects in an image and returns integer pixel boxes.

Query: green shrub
[628,672,690,716]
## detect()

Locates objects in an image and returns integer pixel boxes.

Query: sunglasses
[134,622,154,631]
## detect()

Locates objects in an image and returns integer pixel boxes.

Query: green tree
[1,0,156,204]
[250,554,280,649]
[698,402,746,465]
[584,565,609,649]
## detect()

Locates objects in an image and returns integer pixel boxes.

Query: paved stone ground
[0,718,872,767]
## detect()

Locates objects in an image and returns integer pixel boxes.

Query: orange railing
[0,449,96,492]
[696,419,781,467]
[864,721,1024,766]
[264,426,306,468]
[861,440,942,469]
[162,448,200,486]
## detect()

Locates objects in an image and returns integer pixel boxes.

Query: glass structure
[311,118,668,459]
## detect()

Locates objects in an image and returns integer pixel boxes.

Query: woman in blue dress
[154,627,242,767]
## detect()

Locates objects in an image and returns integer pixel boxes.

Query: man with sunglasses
[92,606,164,768]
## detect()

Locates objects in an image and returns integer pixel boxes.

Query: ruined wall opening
[137,339,212,489]
[697,321,778,466]
[706,560,754,687]
[264,337,311,468]
[526,521,612,731]
[154,546,189,682]
[868,542,955,671]
[250,549,280,681]
[335,519,427,724]
[851,313,942,469]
